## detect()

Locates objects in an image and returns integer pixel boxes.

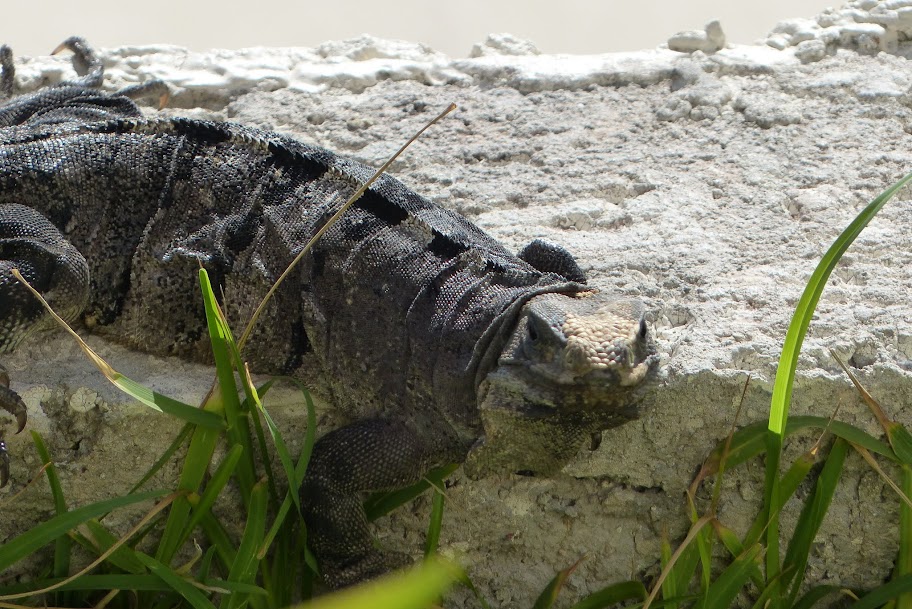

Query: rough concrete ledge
[2,9,912,605]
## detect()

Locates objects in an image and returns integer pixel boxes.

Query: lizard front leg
[0,44,13,100]
[0,204,90,350]
[0,364,25,489]
[0,363,23,487]
[50,36,104,89]
[0,204,90,485]
[0,365,25,436]
[300,418,460,588]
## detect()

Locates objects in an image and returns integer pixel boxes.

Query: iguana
[0,38,658,587]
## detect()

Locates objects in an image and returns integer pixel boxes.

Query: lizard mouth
[464,368,651,479]
[479,362,652,421]
[475,289,660,424]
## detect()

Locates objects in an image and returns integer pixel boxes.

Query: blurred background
[6,0,836,57]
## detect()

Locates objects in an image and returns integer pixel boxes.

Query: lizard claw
[50,36,103,89]
[0,367,26,434]
[51,36,91,58]
[0,384,26,434]
[0,366,26,488]
[0,438,8,487]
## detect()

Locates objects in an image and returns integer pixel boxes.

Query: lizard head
[465,291,658,479]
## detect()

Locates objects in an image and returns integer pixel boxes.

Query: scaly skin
[0,38,659,587]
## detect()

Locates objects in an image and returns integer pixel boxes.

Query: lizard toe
[0,383,26,434]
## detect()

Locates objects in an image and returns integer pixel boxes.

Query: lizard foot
[517,238,587,283]
[0,365,25,488]
[50,36,103,88]
[0,365,25,435]
[117,80,171,110]
[320,549,412,589]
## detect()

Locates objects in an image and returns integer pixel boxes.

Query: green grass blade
[203,580,269,596]
[740,448,819,553]
[179,443,244,551]
[713,521,762,589]
[0,574,174,594]
[694,518,713,599]
[779,450,817,508]
[454,571,493,609]
[200,512,238,571]
[424,487,446,559]
[222,479,267,609]
[260,493,296,560]
[154,278,235,566]
[0,489,167,573]
[790,417,894,456]
[155,423,222,565]
[643,516,713,609]
[750,574,787,609]
[30,431,70,594]
[297,380,317,484]
[793,585,842,609]
[364,464,459,522]
[767,169,912,437]
[245,382,279,504]
[762,170,912,601]
[199,270,255,499]
[259,381,315,563]
[130,422,194,493]
[82,519,146,574]
[783,438,848,605]
[671,540,701,601]
[532,559,581,609]
[9,268,222,429]
[291,558,460,609]
[714,520,745,559]
[743,453,810,548]
[850,574,912,609]
[113,377,225,429]
[897,465,912,609]
[703,416,895,479]
[257,397,301,506]
[660,534,677,605]
[887,424,912,467]
[833,353,912,468]
[701,544,762,609]
[199,546,217,581]
[568,581,647,609]
[256,376,317,511]
[136,553,216,609]
[260,514,293,605]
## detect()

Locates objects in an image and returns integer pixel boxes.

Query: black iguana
[0,38,658,587]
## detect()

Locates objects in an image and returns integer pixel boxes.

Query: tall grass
[0,267,460,607]
[0,104,462,607]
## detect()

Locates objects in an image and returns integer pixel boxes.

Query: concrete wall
[2,5,912,604]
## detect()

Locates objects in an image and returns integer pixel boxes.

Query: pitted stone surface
[2,8,912,604]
